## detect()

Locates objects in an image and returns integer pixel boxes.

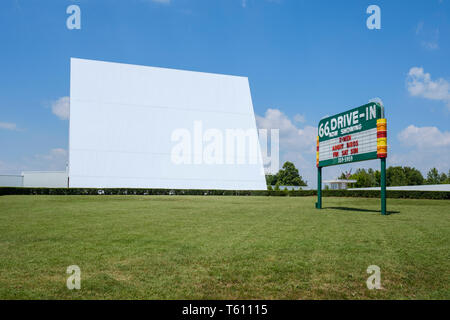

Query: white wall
[69,58,266,190]
[0,175,23,187]
[22,171,68,188]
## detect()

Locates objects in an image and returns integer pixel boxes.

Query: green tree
[386,166,425,186]
[265,174,277,186]
[387,166,408,186]
[266,162,307,187]
[339,169,377,188]
[351,169,377,188]
[276,161,307,186]
[403,167,424,185]
[341,166,427,187]
[374,170,381,187]
[426,168,441,184]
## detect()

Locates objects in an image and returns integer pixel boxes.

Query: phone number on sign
[338,156,354,164]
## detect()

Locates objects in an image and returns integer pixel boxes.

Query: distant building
[22,171,68,188]
[0,171,68,188]
[0,174,23,187]
[323,179,357,190]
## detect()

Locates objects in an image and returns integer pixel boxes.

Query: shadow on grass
[323,207,400,215]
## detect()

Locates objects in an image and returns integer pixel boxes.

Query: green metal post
[316,167,322,209]
[381,158,386,215]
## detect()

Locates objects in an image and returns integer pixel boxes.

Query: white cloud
[389,150,450,175]
[256,108,316,151]
[415,22,439,50]
[35,148,68,161]
[0,160,18,174]
[406,67,450,109]
[51,96,70,120]
[0,148,68,175]
[393,125,450,174]
[398,125,450,148]
[293,114,306,123]
[415,21,424,35]
[28,148,68,172]
[241,0,281,8]
[256,108,316,185]
[421,40,439,50]
[0,122,18,131]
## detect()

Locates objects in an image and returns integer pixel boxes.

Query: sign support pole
[316,167,322,209]
[380,157,386,215]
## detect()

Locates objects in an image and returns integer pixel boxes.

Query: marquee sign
[316,103,386,167]
[315,101,388,215]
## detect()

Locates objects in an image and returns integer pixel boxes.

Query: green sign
[317,103,383,167]
[316,101,388,215]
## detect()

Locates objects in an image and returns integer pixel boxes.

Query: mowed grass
[0,195,448,300]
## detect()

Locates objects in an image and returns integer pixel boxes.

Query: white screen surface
[69,58,266,190]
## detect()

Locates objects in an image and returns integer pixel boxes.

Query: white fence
[349,184,450,191]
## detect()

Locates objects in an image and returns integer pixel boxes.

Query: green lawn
[0,195,448,299]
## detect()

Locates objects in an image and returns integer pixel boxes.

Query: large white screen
[69,58,266,190]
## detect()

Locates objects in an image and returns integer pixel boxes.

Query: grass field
[0,195,448,300]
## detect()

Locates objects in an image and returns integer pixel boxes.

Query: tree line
[339,167,450,188]
[264,162,449,189]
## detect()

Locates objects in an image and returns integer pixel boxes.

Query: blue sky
[1,0,449,186]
